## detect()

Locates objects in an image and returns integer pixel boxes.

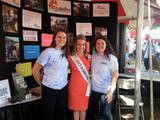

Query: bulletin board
[0,0,118,96]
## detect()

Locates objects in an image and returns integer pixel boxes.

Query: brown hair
[72,34,90,60]
[94,36,116,58]
[50,30,68,57]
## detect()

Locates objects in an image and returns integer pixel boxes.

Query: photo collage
[0,0,118,94]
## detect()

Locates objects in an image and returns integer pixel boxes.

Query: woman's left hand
[105,91,113,103]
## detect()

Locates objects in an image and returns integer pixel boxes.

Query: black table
[0,96,41,120]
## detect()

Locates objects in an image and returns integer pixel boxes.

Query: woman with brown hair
[32,30,68,120]
[90,36,119,120]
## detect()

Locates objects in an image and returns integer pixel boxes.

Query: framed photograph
[0,79,11,104]
[48,0,71,15]
[22,9,42,29]
[93,3,110,17]
[41,33,53,47]
[5,36,20,62]
[24,0,44,11]
[2,4,18,33]
[76,22,92,36]
[73,2,90,17]
[51,16,68,33]
[95,27,107,39]
[23,30,38,42]
[1,0,21,7]
[23,45,40,60]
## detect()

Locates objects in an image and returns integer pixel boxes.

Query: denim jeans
[144,58,149,70]
[89,91,115,120]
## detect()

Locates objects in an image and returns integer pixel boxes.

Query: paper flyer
[15,62,32,77]
[23,45,40,60]
[41,33,53,47]
[0,79,11,104]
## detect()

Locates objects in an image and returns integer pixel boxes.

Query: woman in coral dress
[68,34,91,120]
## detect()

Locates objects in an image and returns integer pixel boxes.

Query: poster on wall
[23,45,40,60]
[51,16,68,33]
[48,0,71,15]
[15,62,32,77]
[86,41,90,53]
[2,4,18,33]
[23,30,38,42]
[41,33,53,47]
[0,79,11,104]
[22,9,42,29]
[95,27,107,39]
[24,0,44,11]
[1,0,21,7]
[73,2,90,17]
[93,3,110,17]
[5,36,20,62]
[76,23,92,36]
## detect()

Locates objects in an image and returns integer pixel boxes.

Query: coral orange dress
[68,55,91,111]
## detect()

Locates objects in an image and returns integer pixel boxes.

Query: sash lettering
[71,55,91,96]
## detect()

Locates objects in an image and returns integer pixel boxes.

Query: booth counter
[0,95,41,120]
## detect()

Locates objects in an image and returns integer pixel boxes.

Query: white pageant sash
[70,55,91,96]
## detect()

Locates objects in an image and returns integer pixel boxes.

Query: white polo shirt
[36,48,69,90]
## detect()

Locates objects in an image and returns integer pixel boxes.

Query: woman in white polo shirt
[32,30,69,120]
[89,36,119,120]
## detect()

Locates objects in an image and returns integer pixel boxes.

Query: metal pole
[134,0,144,120]
[147,0,154,119]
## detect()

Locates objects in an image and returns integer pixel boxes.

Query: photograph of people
[32,30,69,120]
[48,0,57,10]
[5,36,20,62]
[2,4,18,33]
[24,0,44,11]
[51,16,68,33]
[67,34,91,120]
[89,36,119,120]
[73,2,90,17]
[95,27,107,39]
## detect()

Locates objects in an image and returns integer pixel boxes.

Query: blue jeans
[144,58,149,70]
[156,53,160,60]
[89,91,115,120]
